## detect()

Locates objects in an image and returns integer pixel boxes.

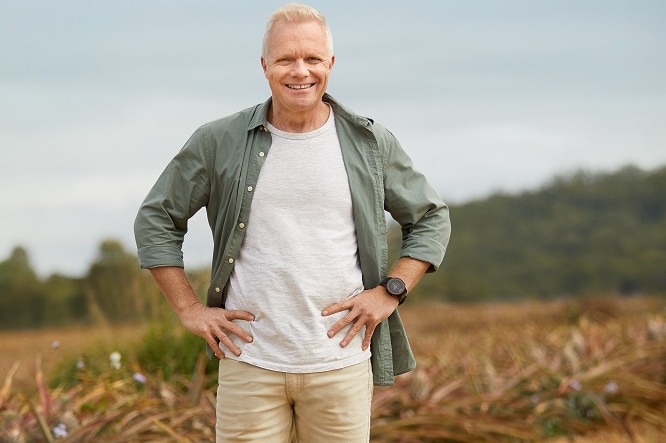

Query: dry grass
[543,422,663,443]
[0,324,145,393]
[1,296,664,442]
[373,297,666,442]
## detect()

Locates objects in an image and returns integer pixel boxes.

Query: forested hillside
[411,165,666,301]
[1,165,664,329]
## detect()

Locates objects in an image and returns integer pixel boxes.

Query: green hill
[407,165,666,302]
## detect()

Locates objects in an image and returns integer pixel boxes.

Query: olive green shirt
[134,94,451,385]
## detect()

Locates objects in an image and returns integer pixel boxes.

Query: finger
[321,304,338,317]
[224,323,254,343]
[217,333,242,357]
[322,300,351,317]
[327,313,354,338]
[362,326,375,351]
[339,321,364,348]
[225,309,256,322]
[207,339,226,359]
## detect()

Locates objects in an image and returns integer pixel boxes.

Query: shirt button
[247,186,253,192]
[238,222,245,229]
[259,152,265,157]
[215,287,221,293]
[228,258,234,264]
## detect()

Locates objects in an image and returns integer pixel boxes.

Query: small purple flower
[53,423,68,438]
[604,381,618,394]
[51,340,61,350]
[133,372,147,384]
[568,379,582,391]
[76,359,85,370]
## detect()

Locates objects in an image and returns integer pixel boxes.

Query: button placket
[208,126,269,310]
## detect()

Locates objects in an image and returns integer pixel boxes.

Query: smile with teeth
[287,83,315,90]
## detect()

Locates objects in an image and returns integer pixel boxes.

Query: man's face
[261,20,334,116]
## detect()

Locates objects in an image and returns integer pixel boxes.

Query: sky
[1,0,665,277]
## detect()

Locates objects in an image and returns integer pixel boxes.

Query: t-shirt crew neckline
[266,105,333,140]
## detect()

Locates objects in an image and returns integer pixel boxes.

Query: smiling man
[134,3,450,442]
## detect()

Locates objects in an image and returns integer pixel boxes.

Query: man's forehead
[266,21,329,54]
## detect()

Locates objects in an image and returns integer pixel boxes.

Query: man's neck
[268,101,330,133]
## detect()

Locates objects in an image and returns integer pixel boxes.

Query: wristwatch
[380,277,408,305]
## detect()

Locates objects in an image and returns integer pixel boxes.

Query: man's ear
[261,57,268,77]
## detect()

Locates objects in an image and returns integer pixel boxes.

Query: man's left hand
[322,286,399,351]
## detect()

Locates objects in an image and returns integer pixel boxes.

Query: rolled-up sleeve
[134,126,211,269]
[381,128,451,272]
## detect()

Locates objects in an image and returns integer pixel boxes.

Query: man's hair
[262,3,333,59]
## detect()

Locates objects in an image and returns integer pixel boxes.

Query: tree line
[416,164,666,301]
[1,164,664,329]
[0,241,210,330]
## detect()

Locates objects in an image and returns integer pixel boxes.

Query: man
[134,3,450,442]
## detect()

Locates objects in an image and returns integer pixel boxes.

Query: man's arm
[322,256,430,351]
[149,266,255,358]
[323,123,450,352]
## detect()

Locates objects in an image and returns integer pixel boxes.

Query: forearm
[386,257,430,292]
[149,266,202,317]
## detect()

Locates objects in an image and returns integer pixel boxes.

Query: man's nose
[291,59,308,77]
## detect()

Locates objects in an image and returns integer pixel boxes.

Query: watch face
[386,278,406,295]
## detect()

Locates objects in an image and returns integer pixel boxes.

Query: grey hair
[261,3,333,59]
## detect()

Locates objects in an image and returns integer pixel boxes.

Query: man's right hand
[148,266,254,359]
[179,302,254,358]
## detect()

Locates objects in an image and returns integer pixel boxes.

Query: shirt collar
[246,93,373,132]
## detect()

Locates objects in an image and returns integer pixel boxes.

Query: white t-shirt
[223,109,371,372]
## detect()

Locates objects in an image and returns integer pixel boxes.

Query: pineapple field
[1,296,664,442]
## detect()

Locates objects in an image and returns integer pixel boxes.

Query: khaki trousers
[216,359,373,443]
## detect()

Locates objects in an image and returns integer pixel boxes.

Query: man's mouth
[287,83,315,90]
